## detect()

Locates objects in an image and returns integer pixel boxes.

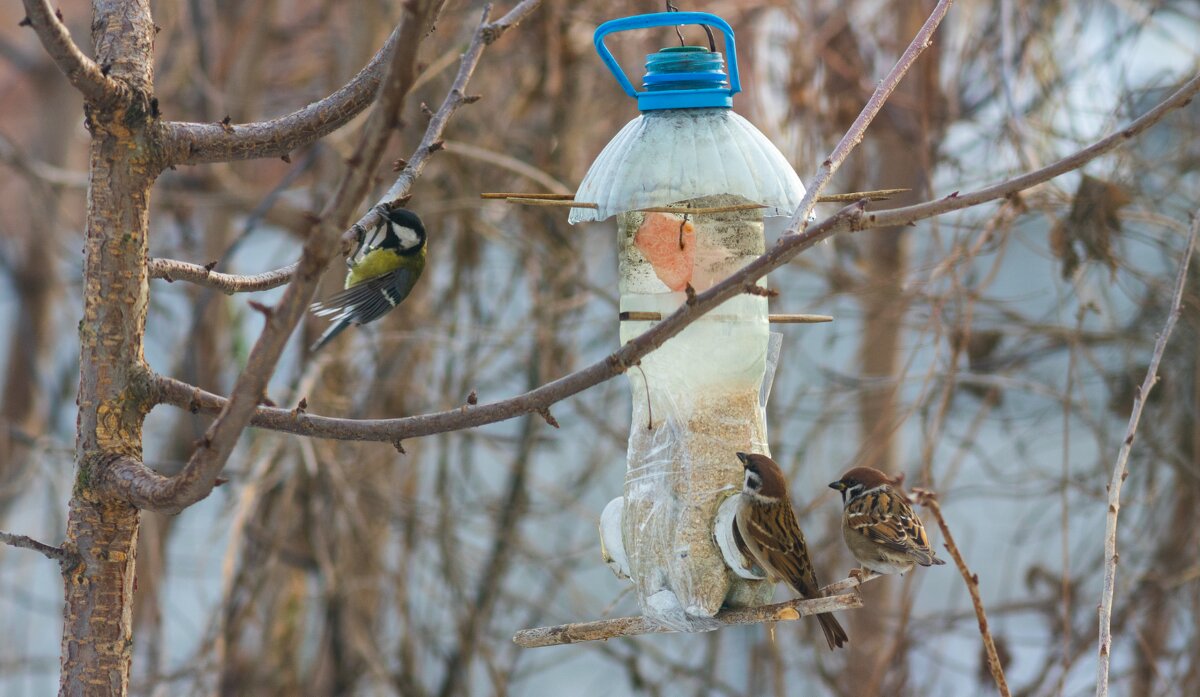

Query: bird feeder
[570,12,807,631]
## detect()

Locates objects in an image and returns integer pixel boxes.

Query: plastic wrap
[613,195,777,630]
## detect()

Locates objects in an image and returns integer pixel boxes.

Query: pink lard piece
[633,212,695,291]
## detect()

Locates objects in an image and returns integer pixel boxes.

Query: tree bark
[60,1,159,695]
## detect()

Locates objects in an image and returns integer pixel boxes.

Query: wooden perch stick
[513,572,878,648]
[619,311,833,323]
[482,188,908,206]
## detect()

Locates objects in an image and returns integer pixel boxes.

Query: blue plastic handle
[594,12,741,100]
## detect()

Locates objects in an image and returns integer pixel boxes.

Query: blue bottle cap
[640,46,731,110]
[593,12,741,112]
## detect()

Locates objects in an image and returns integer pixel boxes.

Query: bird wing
[310,266,419,328]
[845,489,940,565]
[742,502,823,598]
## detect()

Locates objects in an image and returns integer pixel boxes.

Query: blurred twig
[914,490,1011,697]
[785,0,956,234]
[1095,211,1198,697]
[0,529,76,566]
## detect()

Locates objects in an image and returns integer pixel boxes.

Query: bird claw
[848,568,867,582]
[348,224,369,265]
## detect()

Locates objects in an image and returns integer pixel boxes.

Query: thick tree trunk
[60,2,159,695]
[844,2,943,694]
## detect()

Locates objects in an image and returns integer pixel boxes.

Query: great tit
[309,207,426,352]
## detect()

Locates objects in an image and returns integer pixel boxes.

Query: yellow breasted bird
[309,207,426,352]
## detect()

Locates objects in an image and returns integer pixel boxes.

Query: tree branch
[915,490,1011,697]
[147,258,297,294]
[1095,212,1197,697]
[101,0,446,515]
[784,0,955,234]
[158,24,402,165]
[0,529,77,566]
[512,572,878,648]
[146,17,1196,452]
[147,0,543,293]
[19,0,123,103]
[872,71,1200,229]
[149,203,866,440]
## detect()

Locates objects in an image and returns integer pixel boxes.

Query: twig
[147,259,298,294]
[873,71,1200,229]
[619,311,833,323]
[785,0,955,234]
[19,0,123,103]
[513,573,878,648]
[480,192,576,200]
[815,188,909,202]
[486,189,907,209]
[1095,212,1197,697]
[336,0,545,260]
[915,490,1011,697]
[445,140,573,194]
[0,530,76,566]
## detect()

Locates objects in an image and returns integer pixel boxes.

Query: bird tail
[817,613,849,650]
[913,548,946,567]
[310,318,351,353]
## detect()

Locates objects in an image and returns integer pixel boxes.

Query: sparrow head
[829,466,894,504]
[736,452,788,500]
[379,208,427,254]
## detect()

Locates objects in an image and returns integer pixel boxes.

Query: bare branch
[1095,212,1197,697]
[0,529,76,566]
[512,573,878,648]
[873,71,1200,229]
[102,1,447,515]
[785,0,955,234]
[147,258,298,294]
[485,0,542,40]
[158,25,403,165]
[915,490,1011,697]
[164,0,544,290]
[145,25,1195,450]
[149,204,868,441]
[19,0,123,103]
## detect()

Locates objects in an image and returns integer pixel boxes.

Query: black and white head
[828,466,893,504]
[736,452,788,503]
[379,208,426,254]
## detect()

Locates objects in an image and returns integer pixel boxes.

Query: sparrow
[309,207,426,352]
[829,467,945,575]
[736,452,848,650]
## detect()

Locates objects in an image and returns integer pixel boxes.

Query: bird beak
[828,481,845,491]
[735,452,749,467]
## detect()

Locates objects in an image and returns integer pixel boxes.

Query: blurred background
[1,0,1198,695]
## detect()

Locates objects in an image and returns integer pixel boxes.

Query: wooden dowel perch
[619,311,833,324]
[482,188,909,208]
[513,571,879,649]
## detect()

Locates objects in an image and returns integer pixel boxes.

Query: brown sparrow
[735,452,848,650]
[829,467,945,575]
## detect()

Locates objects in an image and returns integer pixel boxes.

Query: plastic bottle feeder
[569,12,809,632]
